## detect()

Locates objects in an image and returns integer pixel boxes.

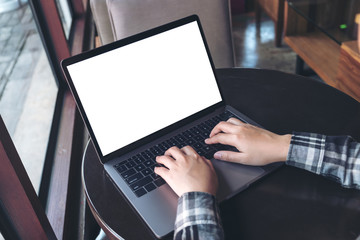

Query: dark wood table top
[82,68,360,240]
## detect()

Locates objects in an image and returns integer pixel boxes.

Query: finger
[164,146,185,160]
[154,165,169,175]
[205,132,237,146]
[201,156,212,162]
[201,156,215,169]
[156,155,177,169]
[154,166,170,181]
[213,151,246,164]
[209,121,239,138]
[181,145,198,157]
[227,117,245,126]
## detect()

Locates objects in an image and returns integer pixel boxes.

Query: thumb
[213,151,245,164]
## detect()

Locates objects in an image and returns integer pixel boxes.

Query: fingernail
[214,152,222,159]
[204,138,209,143]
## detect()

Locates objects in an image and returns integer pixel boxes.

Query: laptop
[61,15,280,238]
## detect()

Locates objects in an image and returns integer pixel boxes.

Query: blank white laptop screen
[66,21,222,156]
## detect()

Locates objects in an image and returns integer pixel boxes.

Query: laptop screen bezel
[61,15,226,163]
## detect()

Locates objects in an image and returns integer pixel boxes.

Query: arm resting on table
[287,132,360,190]
[174,192,224,240]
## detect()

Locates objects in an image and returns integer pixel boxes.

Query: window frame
[28,0,93,238]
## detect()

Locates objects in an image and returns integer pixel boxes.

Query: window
[0,2,58,191]
[55,0,73,38]
[0,0,21,12]
[0,0,93,238]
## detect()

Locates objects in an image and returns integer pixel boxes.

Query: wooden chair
[0,115,57,240]
[255,0,285,47]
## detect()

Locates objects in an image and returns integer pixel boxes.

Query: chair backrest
[90,0,235,68]
[0,115,57,240]
[90,0,115,45]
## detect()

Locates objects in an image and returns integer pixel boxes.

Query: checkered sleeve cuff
[174,192,224,240]
[286,132,360,189]
[286,132,326,174]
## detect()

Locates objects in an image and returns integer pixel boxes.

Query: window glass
[0,0,21,12]
[55,0,73,38]
[0,3,58,192]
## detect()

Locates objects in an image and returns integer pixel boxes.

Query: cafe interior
[0,0,359,239]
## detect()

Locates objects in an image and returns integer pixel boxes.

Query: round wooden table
[83,68,360,240]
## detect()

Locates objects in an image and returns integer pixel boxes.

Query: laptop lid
[61,15,225,164]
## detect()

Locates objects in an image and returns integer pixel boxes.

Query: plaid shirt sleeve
[174,192,224,240]
[286,132,360,190]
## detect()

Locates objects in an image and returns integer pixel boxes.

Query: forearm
[286,132,360,189]
[174,192,224,240]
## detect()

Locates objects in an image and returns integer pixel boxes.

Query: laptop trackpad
[212,159,265,202]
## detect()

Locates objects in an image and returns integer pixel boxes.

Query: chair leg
[255,0,262,28]
[296,55,305,75]
[275,0,285,47]
[275,20,282,47]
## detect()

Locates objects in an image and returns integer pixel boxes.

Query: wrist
[279,134,292,161]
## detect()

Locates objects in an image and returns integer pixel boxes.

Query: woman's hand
[205,118,291,166]
[154,146,218,197]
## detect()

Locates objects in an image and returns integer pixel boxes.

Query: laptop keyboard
[114,110,239,197]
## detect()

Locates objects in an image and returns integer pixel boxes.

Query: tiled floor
[0,2,41,135]
[233,13,297,73]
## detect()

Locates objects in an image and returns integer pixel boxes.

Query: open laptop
[61,15,280,238]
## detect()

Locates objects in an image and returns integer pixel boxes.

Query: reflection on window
[0,3,58,191]
[55,0,73,38]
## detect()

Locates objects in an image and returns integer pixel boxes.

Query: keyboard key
[154,178,166,187]
[144,183,156,192]
[160,142,171,150]
[191,127,201,135]
[149,147,157,156]
[154,146,162,154]
[121,169,136,179]
[199,123,210,132]
[185,139,195,146]
[145,150,155,158]
[115,164,127,173]
[130,176,153,191]
[206,119,217,127]
[193,142,203,150]
[194,135,204,141]
[197,149,206,156]
[134,188,147,197]
[141,152,148,159]
[125,160,136,168]
[184,130,194,139]
[150,146,162,156]
[175,135,186,143]
[169,138,179,146]
[114,160,128,167]
[133,156,142,164]
[205,150,216,159]
[135,163,146,172]
[151,172,160,180]
[215,143,224,149]
[203,145,214,152]
[126,172,143,185]
[201,131,209,138]
[178,142,187,148]
[141,168,152,176]
[144,160,153,167]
